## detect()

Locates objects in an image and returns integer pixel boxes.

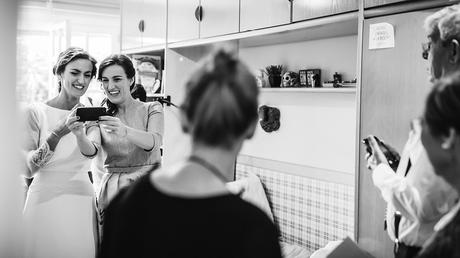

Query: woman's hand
[99,116,128,137]
[52,104,82,138]
[366,135,389,170]
[66,104,86,137]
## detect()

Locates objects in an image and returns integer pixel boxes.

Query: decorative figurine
[282,71,300,87]
[299,70,307,87]
[306,69,321,88]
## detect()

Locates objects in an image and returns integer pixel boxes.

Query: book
[132,54,163,97]
[327,237,374,258]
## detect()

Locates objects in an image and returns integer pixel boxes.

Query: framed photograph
[306,69,321,88]
[132,55,163,97]
[299,70,307,87]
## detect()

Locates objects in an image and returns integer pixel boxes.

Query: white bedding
[280,242,311,258]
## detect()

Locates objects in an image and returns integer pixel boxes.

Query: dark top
[99,174,282,258]
[416,208,460,258]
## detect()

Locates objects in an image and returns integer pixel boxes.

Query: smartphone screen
[76,107,107,122]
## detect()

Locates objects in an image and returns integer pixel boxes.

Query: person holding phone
[365,5,460,258]
[22,47,99,258]
[92,54,164,226]
[99,49,282,258]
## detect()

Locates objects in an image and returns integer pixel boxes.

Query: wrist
[122,126,129,138]
[51,131,61,139]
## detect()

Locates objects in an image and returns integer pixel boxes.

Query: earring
[441,141,450,150]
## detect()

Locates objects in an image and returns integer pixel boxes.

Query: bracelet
[51,131,60,138]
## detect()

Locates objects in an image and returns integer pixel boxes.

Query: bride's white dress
[23,103,97,258]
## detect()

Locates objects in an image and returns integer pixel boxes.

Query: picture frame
[132,54,163,97]
[306,69,321,88]
[299,70,307,87]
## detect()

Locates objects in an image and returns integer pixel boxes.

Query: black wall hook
[153,95,179,108]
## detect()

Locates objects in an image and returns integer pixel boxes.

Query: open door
[358,8,436,258]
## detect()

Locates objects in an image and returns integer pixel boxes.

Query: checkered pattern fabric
[236,163,354,253]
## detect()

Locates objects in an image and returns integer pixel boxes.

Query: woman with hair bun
[22,47,99,258]
[99,50,282,258]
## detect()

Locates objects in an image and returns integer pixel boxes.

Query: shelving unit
[117,1,460,258]
[260,87,356,93]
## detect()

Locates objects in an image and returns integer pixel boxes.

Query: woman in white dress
[22,47,99,258]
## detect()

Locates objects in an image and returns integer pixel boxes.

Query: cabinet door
[293,0,358,22]
[142,0,167,47]
[200,0,239,38]
[240,0,290,31]
[121,0,143,50]
[167,0,199,43]
[359,9,435,258]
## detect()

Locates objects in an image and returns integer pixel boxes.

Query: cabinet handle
[194,5,203,22]
[138,19,145,32]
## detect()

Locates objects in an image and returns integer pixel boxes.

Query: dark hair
[131,84,147,102]
[52,47,97,92]
[181,49,259,149]
[98,54,136,115]
[424,72,460,137]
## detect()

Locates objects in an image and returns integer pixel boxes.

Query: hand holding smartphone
[76,107,107,122]
[362,136,400,172]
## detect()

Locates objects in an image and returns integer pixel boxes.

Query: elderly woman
[365,4,460,258]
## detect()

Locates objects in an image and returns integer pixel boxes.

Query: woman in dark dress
[99,50,282,258]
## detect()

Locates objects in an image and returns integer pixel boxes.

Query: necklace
[188,155,229,183]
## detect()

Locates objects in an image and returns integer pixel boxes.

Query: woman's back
[100,174,282,258]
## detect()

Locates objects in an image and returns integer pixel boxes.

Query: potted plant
[264,65,284,88]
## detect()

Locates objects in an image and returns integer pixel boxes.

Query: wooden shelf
[167,12,358,49]
[260,87,356,93]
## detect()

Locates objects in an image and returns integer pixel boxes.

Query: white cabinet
[167,0,199,43]
[240,0,291,31]
[121,0,143,50]
[200,0,239,38]
[293,0,358,22]
[142,0,167,47]
[121,0,166,51]
[167,0,239,43]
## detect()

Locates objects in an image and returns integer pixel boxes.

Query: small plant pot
[268,75,281,88]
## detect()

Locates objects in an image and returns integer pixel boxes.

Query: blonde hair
[424,4,460,42]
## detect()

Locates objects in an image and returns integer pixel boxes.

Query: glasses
[422,42,431,60]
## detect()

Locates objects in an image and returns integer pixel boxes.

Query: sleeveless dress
[23,102,97,258]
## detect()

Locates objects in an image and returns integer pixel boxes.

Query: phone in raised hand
[76,107,107,122]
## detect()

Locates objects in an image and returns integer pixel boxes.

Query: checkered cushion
[236,163,354,253]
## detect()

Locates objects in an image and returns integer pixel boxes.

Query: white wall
[239,36,358,174]
[0,1,23,256]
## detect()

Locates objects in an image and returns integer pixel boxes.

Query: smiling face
[58,58,93,97]
[100,65,134,104]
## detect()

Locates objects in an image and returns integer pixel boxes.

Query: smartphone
[362,136,400,171]
[76,107,107,122]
